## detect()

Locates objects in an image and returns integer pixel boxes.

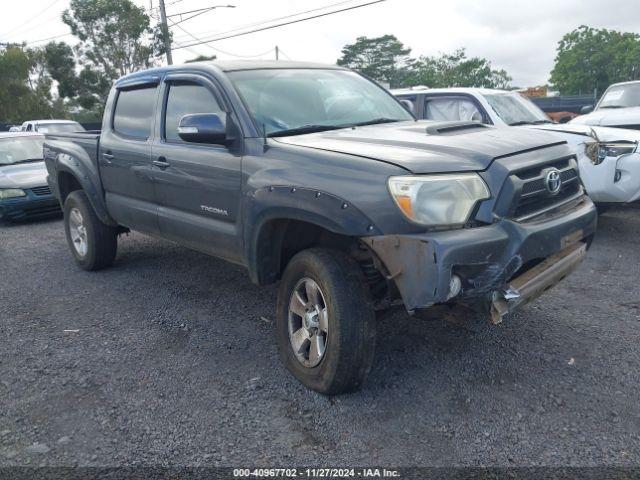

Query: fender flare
[53,150,116,226]
[243,186,382,284]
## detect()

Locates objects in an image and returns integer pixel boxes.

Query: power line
[170,20,274,59]
[22,32,73,46]
[170,0,360,44]
[278,48,292,61]
[0,0,64,39]
[173,0,387,50]
[167,5,235,19]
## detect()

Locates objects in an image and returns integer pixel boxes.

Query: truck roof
[606,79,640,88]
[0,131,44,139]
[22,120,81,125]
[391,87,509,96]
[117,60,346,86]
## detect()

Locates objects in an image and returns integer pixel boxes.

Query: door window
[424,96,483,122]
[113,86,157,139]
[164,82,224,143]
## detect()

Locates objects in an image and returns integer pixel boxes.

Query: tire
[63,190,118,271]
[276,248,376,395]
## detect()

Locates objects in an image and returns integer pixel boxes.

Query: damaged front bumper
[361,196,597,319]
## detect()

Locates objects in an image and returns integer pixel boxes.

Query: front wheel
[63,190,118,271]
[276,248,376,395]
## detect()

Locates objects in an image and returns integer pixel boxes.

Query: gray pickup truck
[44,60,597,394]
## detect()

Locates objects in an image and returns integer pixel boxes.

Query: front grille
[30,185,51,196]
[500,156,583,221]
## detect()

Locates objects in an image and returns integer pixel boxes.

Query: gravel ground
[1,205,639,468]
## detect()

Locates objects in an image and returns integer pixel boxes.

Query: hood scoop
[425,121,489,135]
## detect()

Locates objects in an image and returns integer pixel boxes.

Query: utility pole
[158,0,173,65]
[275,46,279,60]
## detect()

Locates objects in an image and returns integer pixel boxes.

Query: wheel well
[58,171,83,204]
[254,219,388,299]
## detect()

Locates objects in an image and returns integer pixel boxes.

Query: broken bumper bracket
[490,241,587,323]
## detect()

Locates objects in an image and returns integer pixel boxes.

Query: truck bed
[43,130,104,219]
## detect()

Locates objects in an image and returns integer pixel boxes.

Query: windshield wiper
[267,124,347,137]
[349,117,402,127]
[267,118,404,137]
[508,120,534,126]
[599,105,626,109]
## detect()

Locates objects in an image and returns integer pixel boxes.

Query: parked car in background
[8,126,22,132]
[20,120,85,134]
[571,81,640,129]
[44,61,596,394]
[0,132,60,221]
[393,87,640,205]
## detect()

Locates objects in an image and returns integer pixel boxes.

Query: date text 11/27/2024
[233,468,401,478]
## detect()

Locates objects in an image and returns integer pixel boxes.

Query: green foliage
[405,48,512,89]
[62,0,166,108]
[43,42,78,99]
[0,45,67,122]
[337,36,510,89]
[550,26,640,95]
[337,35,411,87]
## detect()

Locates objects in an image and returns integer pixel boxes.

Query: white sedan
[393,86,640,205]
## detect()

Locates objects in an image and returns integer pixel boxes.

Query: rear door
[99,79,160,235]
[151,73,243,262]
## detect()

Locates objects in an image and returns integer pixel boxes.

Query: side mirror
[399,99,415,114]
[178,113,228,144]
[580,105,594,115]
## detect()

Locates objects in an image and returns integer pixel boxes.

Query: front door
[151,74,242,262]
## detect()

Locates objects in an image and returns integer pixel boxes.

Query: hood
[570,106,640,128]
[0,161,48,189]
[275,121,565,174]
[530,123,640,142]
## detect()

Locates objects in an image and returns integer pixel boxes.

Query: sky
[1,0,639,87]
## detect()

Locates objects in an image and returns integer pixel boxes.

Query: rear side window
[164,82,223,143]
[113,86,157,139]
[424,96,483,122]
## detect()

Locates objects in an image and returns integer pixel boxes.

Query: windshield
[598,83,640,109]
[36,122,84,134]
[229,68,413,136]
[0,136,44,165]
[484,93,551,125]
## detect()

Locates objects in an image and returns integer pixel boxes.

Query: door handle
[102,152,114,163]
[153,157,170,169]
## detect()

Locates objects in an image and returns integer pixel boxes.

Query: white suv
[393,87,640,205]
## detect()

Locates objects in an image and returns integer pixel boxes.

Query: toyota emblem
[545,169,562,194]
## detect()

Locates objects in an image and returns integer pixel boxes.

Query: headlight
[0,188,26,200]
[586,141,638,164]
[388,173,490,227]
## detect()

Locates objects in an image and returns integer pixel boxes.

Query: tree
[62,0,168,109]
[43,41,78,99]
[405,48,512,89]
[550,26,640,95]
[337,35,411,87]
[0,45,66,122]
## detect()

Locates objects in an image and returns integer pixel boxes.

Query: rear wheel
[63,191,117,271]
[276,248,376,395]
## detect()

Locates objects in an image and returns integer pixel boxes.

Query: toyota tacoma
[44,61,597,394]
